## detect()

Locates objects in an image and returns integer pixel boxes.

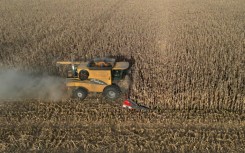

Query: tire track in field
[79,0,128,57]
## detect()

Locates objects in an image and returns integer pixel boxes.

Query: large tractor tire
[73,87,88,100]
[103,85,121,100]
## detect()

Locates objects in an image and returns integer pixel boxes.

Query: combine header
[123,99,149,111]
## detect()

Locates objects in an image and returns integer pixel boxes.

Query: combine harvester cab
[57,57,130,101]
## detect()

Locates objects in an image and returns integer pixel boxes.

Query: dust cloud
[0,69,66,101]
[118,75,131,93]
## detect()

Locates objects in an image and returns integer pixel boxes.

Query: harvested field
[0,0,244,152]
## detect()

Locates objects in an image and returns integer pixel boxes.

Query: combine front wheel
[103,85,121,100]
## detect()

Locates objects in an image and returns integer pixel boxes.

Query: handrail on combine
[56,61,81,65]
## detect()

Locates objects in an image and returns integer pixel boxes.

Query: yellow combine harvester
[57,57,130,100]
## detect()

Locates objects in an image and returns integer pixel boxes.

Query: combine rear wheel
[103,85,121,100]
[73,88,88,100]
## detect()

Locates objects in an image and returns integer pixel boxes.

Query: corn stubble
[0,0,244,152]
